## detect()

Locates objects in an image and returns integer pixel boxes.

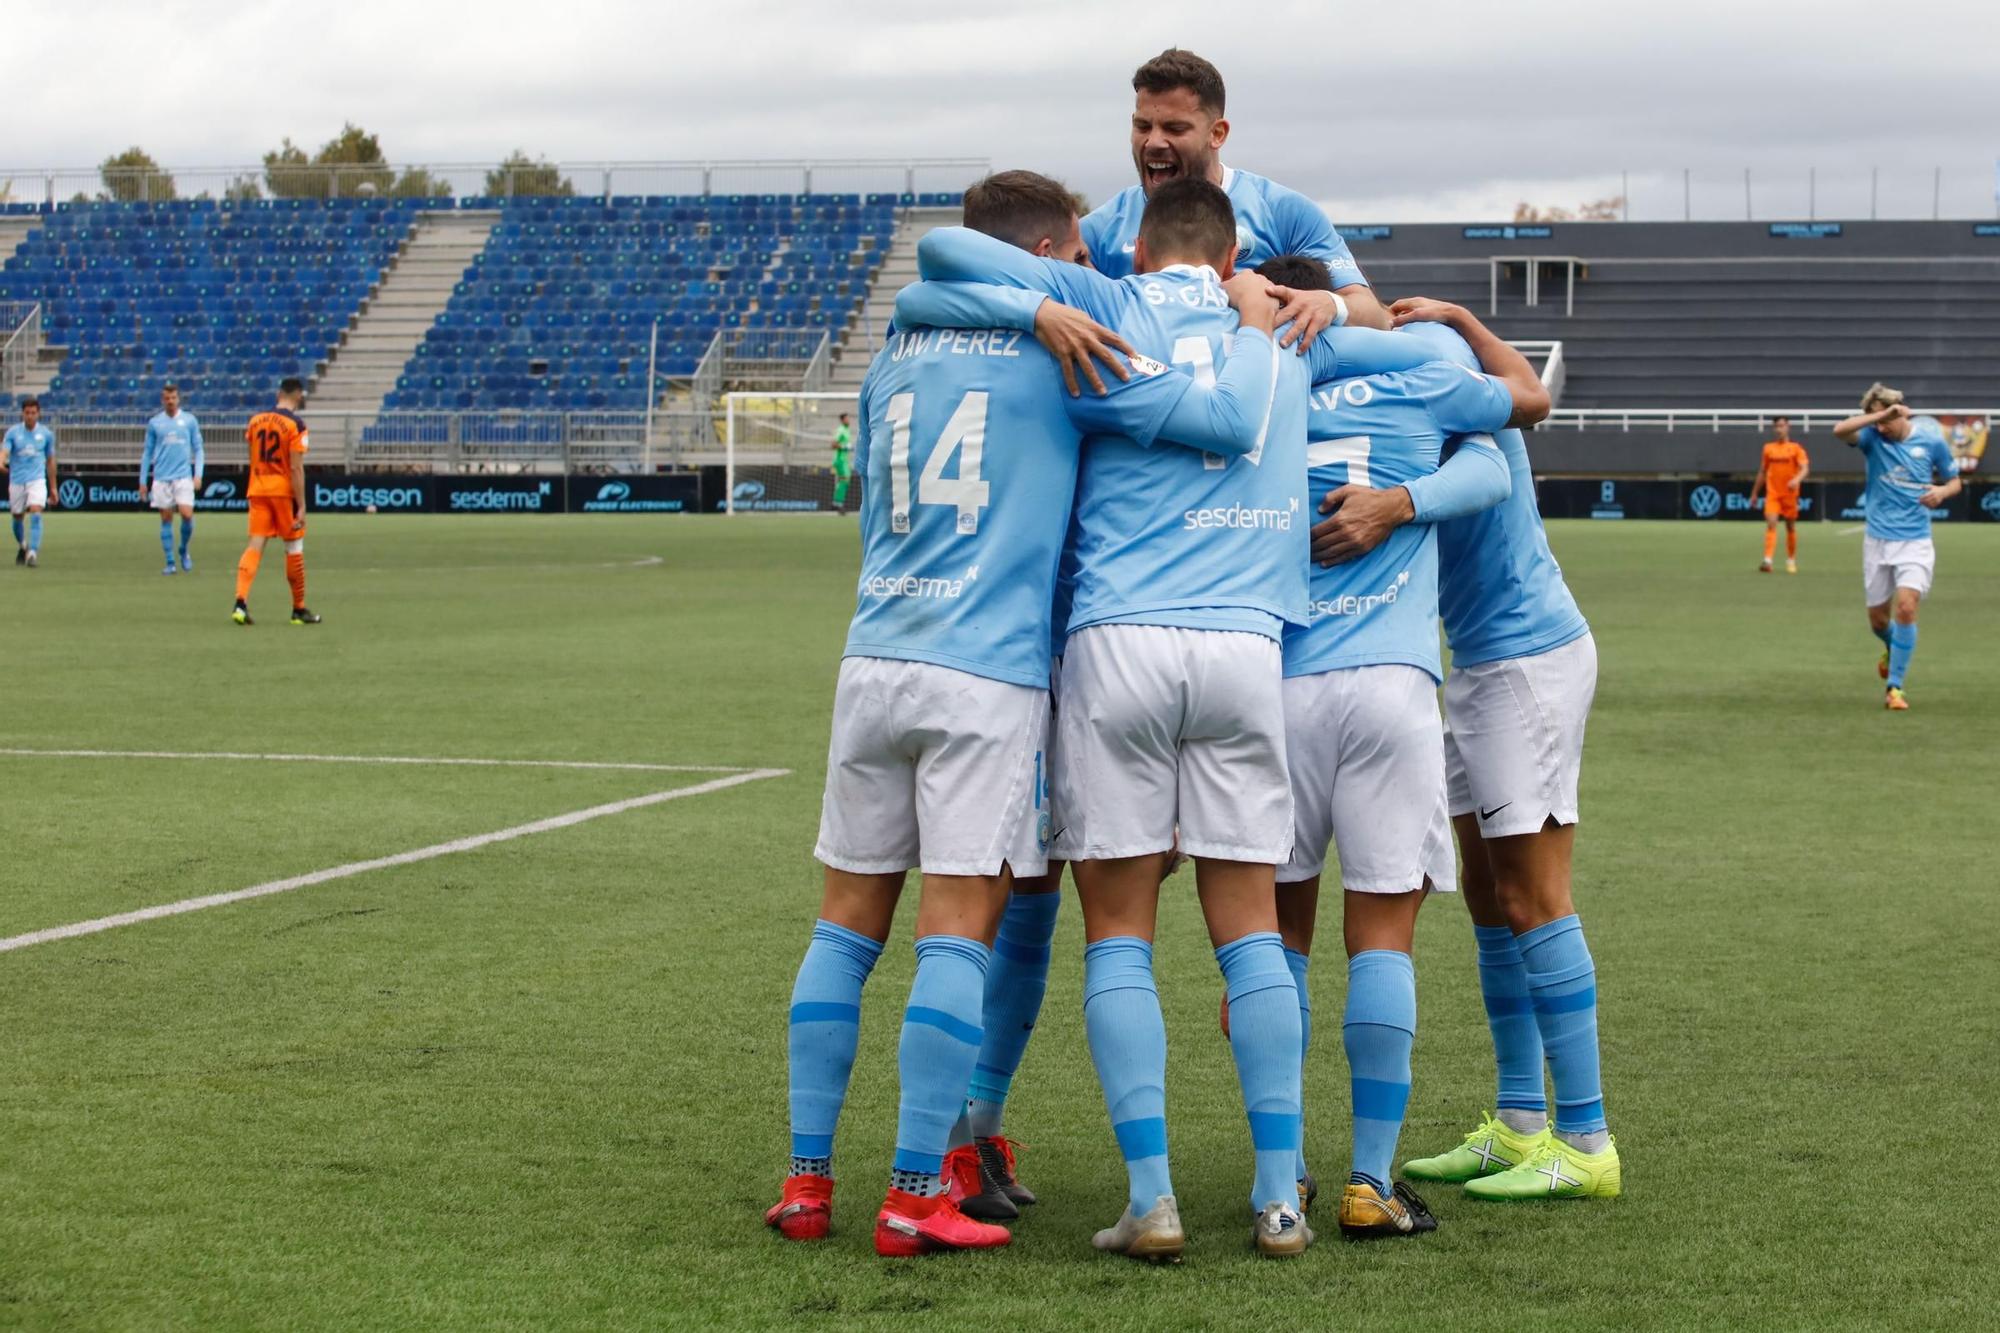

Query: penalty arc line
[0,748,759,774]
[0,767,789,954]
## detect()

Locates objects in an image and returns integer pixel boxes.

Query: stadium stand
[3,201,1988,477]
[0,198,424,414]
[0,191,970,441]
[309,209,499,424]
[1351,221,2000,408]
[378,193,915,416]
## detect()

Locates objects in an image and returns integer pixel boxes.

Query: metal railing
[1,302,41,395]
[1607,166,2000,224]
[1541,407,1996,433]
[1511,340,1566,406]
[801,332,833,392]
[1,158,988,209]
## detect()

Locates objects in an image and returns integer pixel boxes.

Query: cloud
[8,0,1995,220]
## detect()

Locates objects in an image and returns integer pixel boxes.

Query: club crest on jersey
[1234,221,1255,266]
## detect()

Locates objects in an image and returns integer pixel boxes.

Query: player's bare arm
[1748,459,1767,505]
[1390,298,1551,427]
[1833,402,1907,441]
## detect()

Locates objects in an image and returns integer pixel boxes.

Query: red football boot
[874,1188,1013,1256]
[764,1173,833,1241]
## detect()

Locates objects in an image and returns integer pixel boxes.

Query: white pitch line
[0,767,788,954]
[346,555,667,574]
[0,748,756,774]
[1839,524,1866,536]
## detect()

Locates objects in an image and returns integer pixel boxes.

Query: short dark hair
[1257,255,1333,293]
[1773,414,1791,424]
[279,376,305,396]
[1139,177,1236,267]
[19,396,38,410]
[1133,48,1225,117]
[161,381,179,392]
[961,170,1083,252]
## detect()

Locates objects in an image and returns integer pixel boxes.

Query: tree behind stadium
[263,124,451,200]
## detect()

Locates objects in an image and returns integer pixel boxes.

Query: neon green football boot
[1401,1112,1547,1183]
[1463,1134,1620,1200]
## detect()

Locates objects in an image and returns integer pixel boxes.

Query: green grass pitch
[1,513,1995,1330]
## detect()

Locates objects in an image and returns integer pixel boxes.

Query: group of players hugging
[765,49,1617,1262]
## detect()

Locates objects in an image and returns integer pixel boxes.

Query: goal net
[721,390,862,515]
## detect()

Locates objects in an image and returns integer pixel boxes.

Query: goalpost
[721,390,862,515]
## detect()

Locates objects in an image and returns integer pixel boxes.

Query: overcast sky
[9,0,1997,221]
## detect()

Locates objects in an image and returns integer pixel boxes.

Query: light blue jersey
[1852,417,1958,541]
[3,423,55,485]
[1081,166,1367,288]
[845,320,1277,688]
[906,226,1310,639]
[1437,428,1590,668]
[1284,359,1513,682]
[140,410,205,487]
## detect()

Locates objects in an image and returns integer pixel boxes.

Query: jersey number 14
[883,391,990,536]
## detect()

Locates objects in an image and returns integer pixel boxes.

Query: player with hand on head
[4,398,57,568]
[139,383,203,574]
[1833,383,1961,710]
[1082,48,1390,339]
[233,378,319,626]
[765,169,1284,1257]
[1253,272,1542,1239]
[1748,415,1809,573]
[900,179,1331,1260]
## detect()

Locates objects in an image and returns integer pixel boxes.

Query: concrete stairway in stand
[308,210,499,429]
[825,206,963,396]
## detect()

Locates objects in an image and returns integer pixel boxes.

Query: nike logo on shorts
[1479,803,1512,821]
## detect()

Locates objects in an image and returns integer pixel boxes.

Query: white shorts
[1444,632,1597,839]
[1863,535,1935,603]
[1279,665,1456,894]
[149,478,196,511]
[814,657,1050,878]
[1053,623,1292,863]
[8,480,46,515]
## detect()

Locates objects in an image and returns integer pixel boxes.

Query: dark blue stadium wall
[1344,219,1999,472]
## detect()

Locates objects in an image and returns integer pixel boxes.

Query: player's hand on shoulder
[1223,271,1281,334]
[1267,283,1332,350]
[1032,299,1133,397]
